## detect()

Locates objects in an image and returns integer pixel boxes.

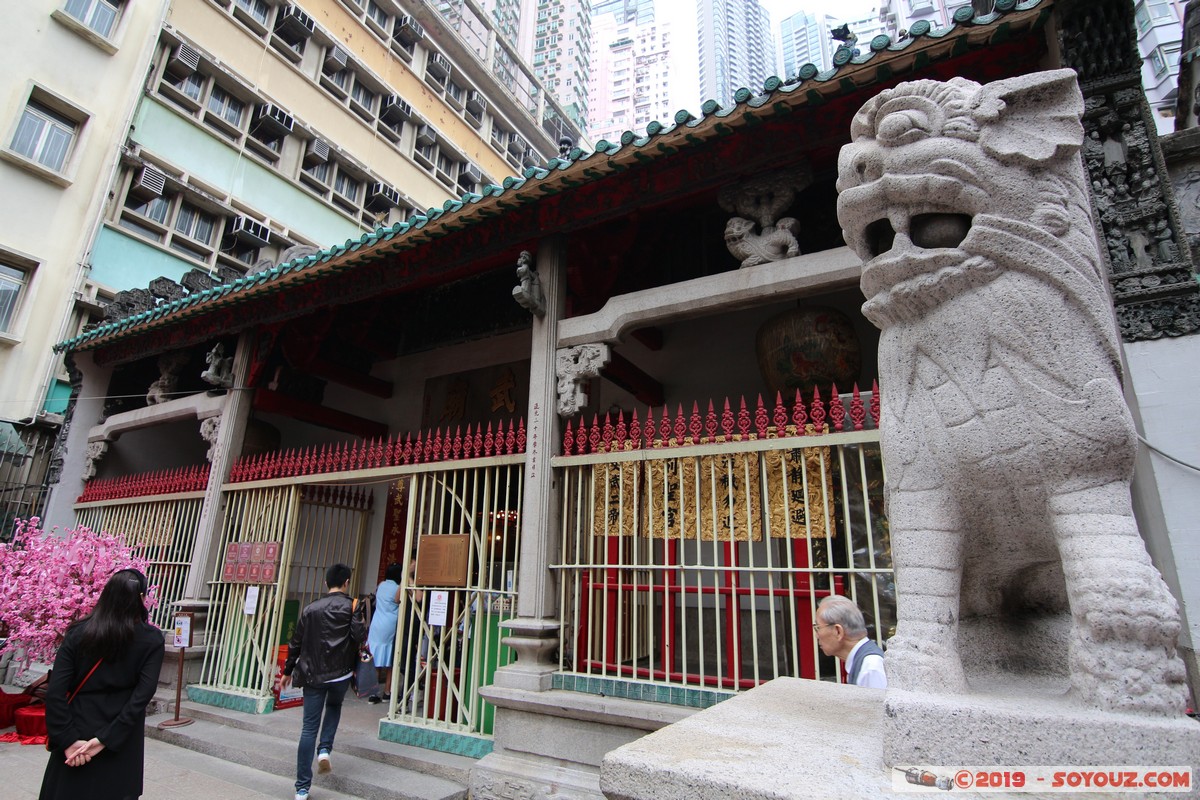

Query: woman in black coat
[39,568,165,800]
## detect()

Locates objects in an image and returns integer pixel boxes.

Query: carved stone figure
[718,167,811,268]
[82,441,108,481]
[200,416,221,462]
[201,343,234,388]
[512,250,546,317]
[555,344,610,417]
[836,70,1187,716]
[146,351,190,405]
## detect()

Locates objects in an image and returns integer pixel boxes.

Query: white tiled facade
[589,2,676,143]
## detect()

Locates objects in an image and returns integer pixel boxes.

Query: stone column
[495,236,564,692]
[182,331,256,599]
[41,351,113,531]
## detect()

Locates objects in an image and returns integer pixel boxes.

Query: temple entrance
[385,459,523,748]
[195,484,369,711]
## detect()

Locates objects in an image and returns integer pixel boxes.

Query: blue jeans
[295,678,350,792]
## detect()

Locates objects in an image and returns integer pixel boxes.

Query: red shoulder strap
[67,659,103,704]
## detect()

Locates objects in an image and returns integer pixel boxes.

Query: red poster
[251,542,266,563]
[222,561,237,582]
[248,563,263,583]
[238,542,253,562]
[235,562,250,582]
[225,542,239,563]
[262,563,277,584]
[378,480,409,583]
[273,646,303,710]
[265,541,280,564]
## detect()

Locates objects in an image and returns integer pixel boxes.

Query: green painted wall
[90,226,196,288]
[132,99,362,246]
[43,379,71,415]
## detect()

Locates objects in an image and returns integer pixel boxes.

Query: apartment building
[0,0,168,523]
[530,0,592,132]
[696,0,775,107]
[588,0,677,143]
[0,0,580,524]
[779,9,832,76]
[1135,0,1186,132]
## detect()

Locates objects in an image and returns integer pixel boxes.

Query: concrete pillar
[182,332,256,599]
[496,236,564,692]
[41,351,113,532]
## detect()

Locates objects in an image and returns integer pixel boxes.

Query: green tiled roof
[57,0,1048,355]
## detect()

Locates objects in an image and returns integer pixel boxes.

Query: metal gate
[388,459,523,739]
[196,484,369,707]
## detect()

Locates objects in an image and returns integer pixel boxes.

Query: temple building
[37,1,1200,797]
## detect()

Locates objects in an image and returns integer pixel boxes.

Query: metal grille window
[554,390,894,698]
[234,0,270,26]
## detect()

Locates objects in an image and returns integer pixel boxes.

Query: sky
[652,0,881,116]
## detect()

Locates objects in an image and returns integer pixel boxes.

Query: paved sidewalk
[0,735,366,800]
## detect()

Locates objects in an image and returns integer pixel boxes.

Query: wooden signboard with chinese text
[416,534,470,587]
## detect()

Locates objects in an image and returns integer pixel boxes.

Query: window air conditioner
[415,124,436,147]
[275,5,315,40]
[427,53,451,80]
[251,103,295,138]
[129,165,167,200]
[229,215,271,248]
[166,43,201,76]
[466,90,487,115]
[366,182,401,210]
[379,95,412,124]
[394,15,425,44]
[324,46,349,73]
[304,137,330,164]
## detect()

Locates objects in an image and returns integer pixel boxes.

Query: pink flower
[0,518,156,666]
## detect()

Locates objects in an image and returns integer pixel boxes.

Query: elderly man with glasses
[814,595,887,688]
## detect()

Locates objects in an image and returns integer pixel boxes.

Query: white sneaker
[295,790,309,800]
[317,751,332,774]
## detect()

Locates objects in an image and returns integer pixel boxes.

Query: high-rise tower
[696,0,776,107]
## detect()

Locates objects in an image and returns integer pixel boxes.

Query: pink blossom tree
[0,518,155,666]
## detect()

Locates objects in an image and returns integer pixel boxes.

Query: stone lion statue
[835,69,1187,716]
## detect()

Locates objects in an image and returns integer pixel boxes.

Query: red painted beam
[253,388,388,439]
[602,351,664,408]
[307,357,393,398]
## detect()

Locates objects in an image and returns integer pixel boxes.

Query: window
[169,72,204,103]
[366,0,389,28]
[11,101,77,172]
[334,169,361,202]
[174,202,217,245]
[207,86,245,127]
[0,260,30,335]
[1136,0,1177,32]
[351,79,376,112]
[63,0,121,38]
[234,0,270,26]
[124,194,169,225]
[303,160,332,185]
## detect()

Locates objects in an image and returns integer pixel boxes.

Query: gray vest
[847,639,885,686]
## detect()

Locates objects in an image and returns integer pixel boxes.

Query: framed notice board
[416,534,471,587]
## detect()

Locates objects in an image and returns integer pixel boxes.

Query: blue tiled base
[378,720,493,758]
[552,673,733,709]
[188,685,275,714]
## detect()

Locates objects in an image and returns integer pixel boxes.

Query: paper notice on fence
[244,585,260,615]
[428,590,449,626]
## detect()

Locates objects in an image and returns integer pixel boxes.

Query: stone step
[146,714,468,800]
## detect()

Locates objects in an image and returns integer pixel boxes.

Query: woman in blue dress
[366,563,404,703]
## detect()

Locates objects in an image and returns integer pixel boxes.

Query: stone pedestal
[885,688,1200,770]
[601,678,891,800]
[471,684,692,800]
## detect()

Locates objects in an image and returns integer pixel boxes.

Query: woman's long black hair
[75,568,149,661]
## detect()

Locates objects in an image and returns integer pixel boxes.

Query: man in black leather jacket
[281,563,368,800]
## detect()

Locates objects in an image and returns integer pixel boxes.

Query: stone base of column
[495,617,560,692]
